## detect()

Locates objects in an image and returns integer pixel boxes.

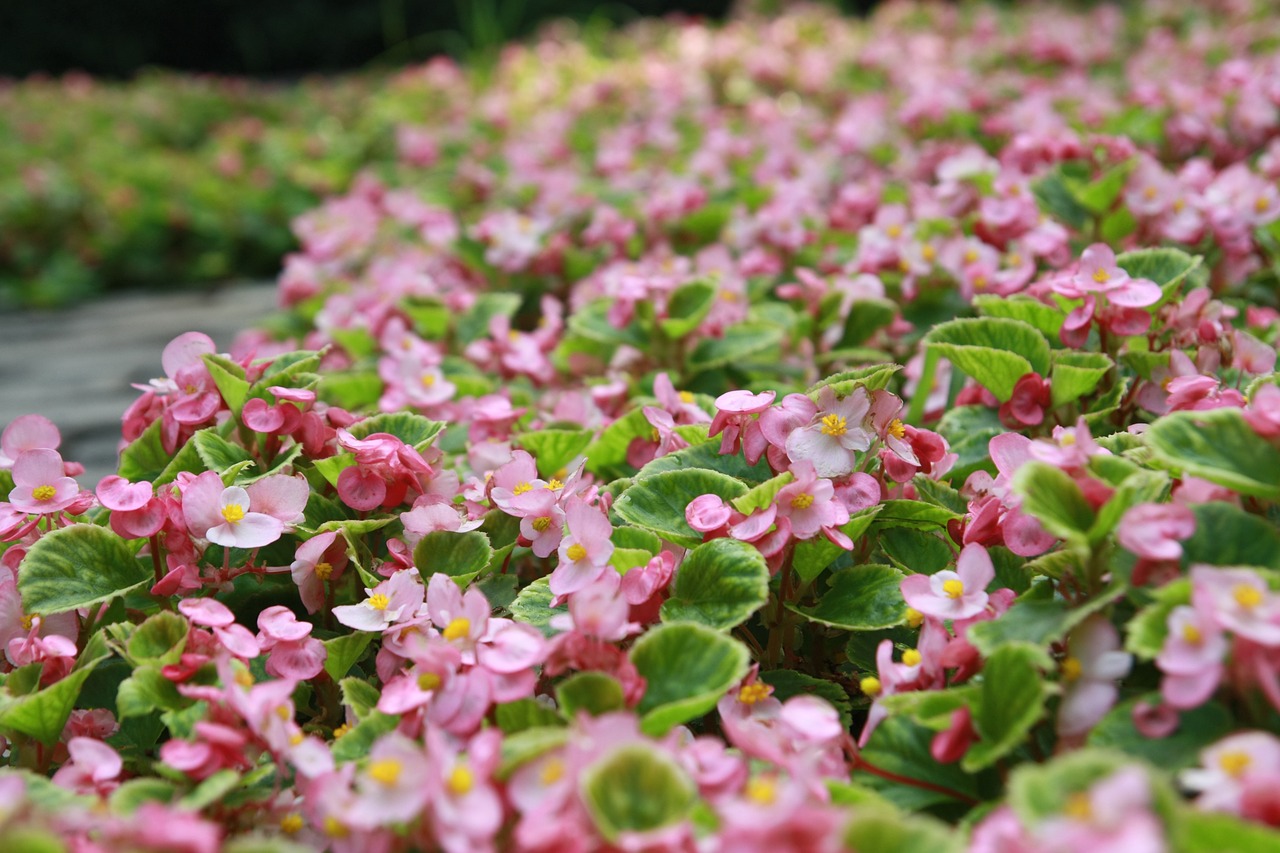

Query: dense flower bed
[3,0,1280,849]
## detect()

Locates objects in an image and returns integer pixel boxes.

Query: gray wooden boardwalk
[0,282,278,488]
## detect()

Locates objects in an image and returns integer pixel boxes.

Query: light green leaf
[510,577,567,638]
[413,530,493,585]
[345,412,444,452]
[191,428,254,474]
[924,317,1052,400]
[659,281,716,338]
[126,611,189,667]
[457,292,522,345]
[630,622,749,736]
[613,468,748,548]
[789,564,906,631]
[1011,461,1094,542]
[974,294,1064,341]
[843,807,962,853]
[517,429,593,478]
[0,657,104,744]
[963,643,1051,771]
[686,322,785,373]
[18,524,151,615]
[1125,579,1190,659]
[1116,247,1202,299]
[1050,351,1113,409]
[498,726,569,778]
[496,699,566,735]
[660,538,769,630]
[117,666,186,719]
[117,419,172,484]
[1146,408,1280,500]
[202,353,250,415]
[323,633,372,681]
[580,745,697,842]
[556,672,625,718]
[1180,811,1280,851]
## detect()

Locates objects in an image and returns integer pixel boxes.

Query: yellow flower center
[1064,792,1092,820]
[790,493,815,510]
[886,224,903,238]
[275,704,291,721]
[1181,623,1202,644]
[447,764,474,796]
[905,607,924,628]
[235,670,254,688]
[540,758,565,785]
[738,683,771,705]
[1173,198,1186,212]
[1007,253,1022,267]
[902,649,922,667]
[418,672,443,691]
[650,427,661,443]
[1061,656,1083,682]
[1092,268,1110,284]
[899,258,912,273]
[1220,751,1251,777]
[314,561,333,581]
[746,776,777,805]
[1061,433,1077,446]
[942,579,965,599]
[532,516,552,532]
[1257,196,1271,213]
[513,482,533,496]
[566,543,588,562]
[19,614,34,632]
[546,478,564,490]
[820,414,848,437]
[963,249,979,263]
[720,288,740,302]
[221,503,246,524]
[280,814,304,835]
[420,372,437,388]
[887,418,906,440]
[323,816,348,838]
[860,676,882,696]
[1143,186,1158,200]
[1232,584,1263,609]
[679,391,695,404]
[443,617,471,641]
[333,723,352,739]
[973,274,988,290]
[922,244,936,261]
[289,732,304,746]
[367,593,391,611]
[31,485,57,502]
[368,758,402,786]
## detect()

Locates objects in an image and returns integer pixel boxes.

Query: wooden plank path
[0,282,278,489]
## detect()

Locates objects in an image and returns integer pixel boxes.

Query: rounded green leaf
[580,745,697,842]
[556,672,625,718]
[1011,461,1095,542]
[923,317,1051,400]
[413,529,493,584]
[686,321,785,373]
[18,524,151,616]
[629,622,750,735]
[613,468,748,548]
[660,538,769,630]
[510,577,567,637]
[789,564,906,631]
[963,643,1051,772]
[1146,408,1280,500]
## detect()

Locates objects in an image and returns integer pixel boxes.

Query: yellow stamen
[1220,751,1251,777]
[447,764,474,796]
[1173,198,1186,212]
[19,614,34,632]
[942,579,965,599]
[720,288,740,302]
[31,485,57,502]
[275,705,291,721]
[221,503,246,524]
[886,224,903,238]
[1092,268,1110,284]
[323,816,348,838]
[1061,656,1083,682]
[738,683,771,705]
[314,561,333,581]
[333,723,352,739]
[289,732,304,746]
[546,478,564,490]
[235,670,254,688]
[820,414,848,437]
[1007,253,1022,267]
[1181,623,1202,644]
[650,427,661,443]
[368,758,402,786]
[1143,186,1158,200]
[566,543,587,562]
[899,258,912,273]
[790,493,815,510]
[532,516,552,533]
[679,391,695,404]
[540,758,565,785]
[512,482,533,496]
[745,776,777,805]
[420,372,437,388]
[443,617,471,641]
[902,649,922,667]
[1257,196,1271,213]
[887,418,906,440]
[905,607,924,628]
[973,275,988,290]
[508,330,521,342]
[1233,584,1263,609]
[860,676,882,696]
[1063,792,1092,820]
[418,672,442,691]
[367,593,390,611]
[922,244,936,261]
[963,249,979,264]
[1061,433,1077,446]
[280,814,304,835]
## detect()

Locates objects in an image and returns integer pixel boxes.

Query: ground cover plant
[3,0,1280,849]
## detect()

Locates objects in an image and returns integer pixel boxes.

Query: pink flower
[998,372,1051,428]
[1182,731,1280,815]
[1036,767,1167,853]
[548,497,614,599]
[1061,243,1163,307]
[97,475,166,538]
[290,531,349,614]
[0,414,61,469]
[1157,605,1227,709]
[1192,565,1280,646]
[181,471,289,548]
[900,543,995,621]
[257,606,326,680]
[1117,503,1196,561]
[774,461,851,547]
[784,386,875,478]
[52,737,122,796]
[7,449,83,514]
[709,389,775,458]
[333,569,425,632]
[1057,616,1132,738]
[549,572,638,642]
[350,733,433,827]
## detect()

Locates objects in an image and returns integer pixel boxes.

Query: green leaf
[792,505,882,583]
[191,428,254,475]
[879,528,952,575]
[859,716,983,809]
[1011,461,1094,542]
[580,745,697,842]
[457,292,522,345]
[317,370,382,411]
[912,476,968,514]
[759,670,853,729]
[117,666,186,718]
[730,472,793,515]
[495,699,566,735]
[1181,502,1280,569]
[0,657,103,744]
[179,768,240,811]
[838,299,899,348]
[1088,469,1169,545]
[1146,408,1280,500]
[517,429,593,477]
[968,580,1123,658]
[402,297,451,340]
[873,500,960,531]
[613,468,748,548]
[660,538,770,630]
[498,726,568,778]
[686,322,785,373]
[18,524,151,616]
[1087,696,1232,769]
[1125,579,1190,659]
[1006,748,1177,825]
[843,807,962,853]
[312,453,355,489]
[936,405,1003,481]
[126,611,189,666]
[331,712,398,763]
[345,412,444,452]
[555,672,625,718]
[962,643,1051,771]
[973,295,1065,341]
[1050,351,1113,409]
[1033,169,1091,231]
[110,777,178,813]
[659,281,716,338]
[339,677,382,720]
[413,530,493,585]
[323,632,373,681]
[632,437,775,484]
[117,419,172,484]
[202,353,250,415]
[510,577,567,637]
[924,317,1051,400]
[789,564,906,631]
[630,622,749,736]
[568,299,648,349]
[1116,247,1202,298]
[1067,158,1135,215]
[1180,811,1280,852]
